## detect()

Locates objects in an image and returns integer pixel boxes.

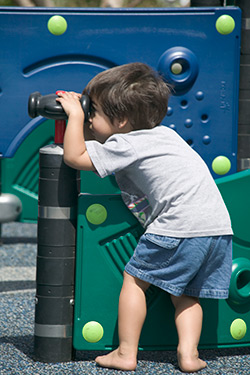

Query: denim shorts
[125,233,232,299]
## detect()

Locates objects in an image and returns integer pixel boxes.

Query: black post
[34,143,80,362]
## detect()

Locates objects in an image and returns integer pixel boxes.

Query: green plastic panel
[80,171,120,195]
[73,178,250,351]
[217,170,250,314]
[216,169,250,246]
[1,120,54,222]
[73,194,146,350]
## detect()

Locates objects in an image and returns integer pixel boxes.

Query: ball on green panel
[212,156,231,175]
[86,204,107,225]
[47,15,67,36]
[82,321,104,343]
[230,319,247,340]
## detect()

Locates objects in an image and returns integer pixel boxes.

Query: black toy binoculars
[28,91,91,122]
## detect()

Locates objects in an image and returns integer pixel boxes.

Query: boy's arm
[56,91,96,171]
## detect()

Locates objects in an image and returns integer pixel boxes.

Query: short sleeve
[85,134,137,178]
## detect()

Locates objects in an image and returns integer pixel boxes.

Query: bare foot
[95,348,137,371]
[177,350,207,373]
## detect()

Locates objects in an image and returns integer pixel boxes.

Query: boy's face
[88,100,119,143]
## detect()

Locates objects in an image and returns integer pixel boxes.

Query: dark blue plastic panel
[0,7,241,177]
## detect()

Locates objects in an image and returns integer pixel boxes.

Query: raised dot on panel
[169,124,176,130]
[167,106,173,116]
[202,135,211,145]
[195,91,204,101]
[184,119,193,128]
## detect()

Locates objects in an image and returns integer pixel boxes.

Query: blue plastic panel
[0,7,241,177]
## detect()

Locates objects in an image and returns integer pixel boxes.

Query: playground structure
[0,2,250,363]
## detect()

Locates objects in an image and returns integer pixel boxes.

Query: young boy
[57,63,233,373]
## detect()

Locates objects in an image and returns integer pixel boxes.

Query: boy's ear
[118,118,128,129]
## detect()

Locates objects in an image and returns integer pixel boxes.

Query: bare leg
[171,294,207,373]
[95,271,150,370]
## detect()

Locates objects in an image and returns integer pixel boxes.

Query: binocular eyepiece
[28,91,91,122]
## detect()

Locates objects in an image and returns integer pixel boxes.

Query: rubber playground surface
[1,222,250,374]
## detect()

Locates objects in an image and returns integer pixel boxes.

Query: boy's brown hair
[83,62,171,130]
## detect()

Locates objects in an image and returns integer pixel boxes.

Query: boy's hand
[58,91,95,171]
[56,91,84,120]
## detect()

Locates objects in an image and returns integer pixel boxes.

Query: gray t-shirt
[86,125,233,238]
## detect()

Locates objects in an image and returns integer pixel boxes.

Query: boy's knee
[123,271,150,292]
[171,294,199,308]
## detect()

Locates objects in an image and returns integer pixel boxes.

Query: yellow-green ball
[216,15,235,35]
[86,204,107,225]
[47,15,67,36]
[82,321,104,343]
[230,319,247,340]
[171,62,183,75]
[212,156,231,175]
